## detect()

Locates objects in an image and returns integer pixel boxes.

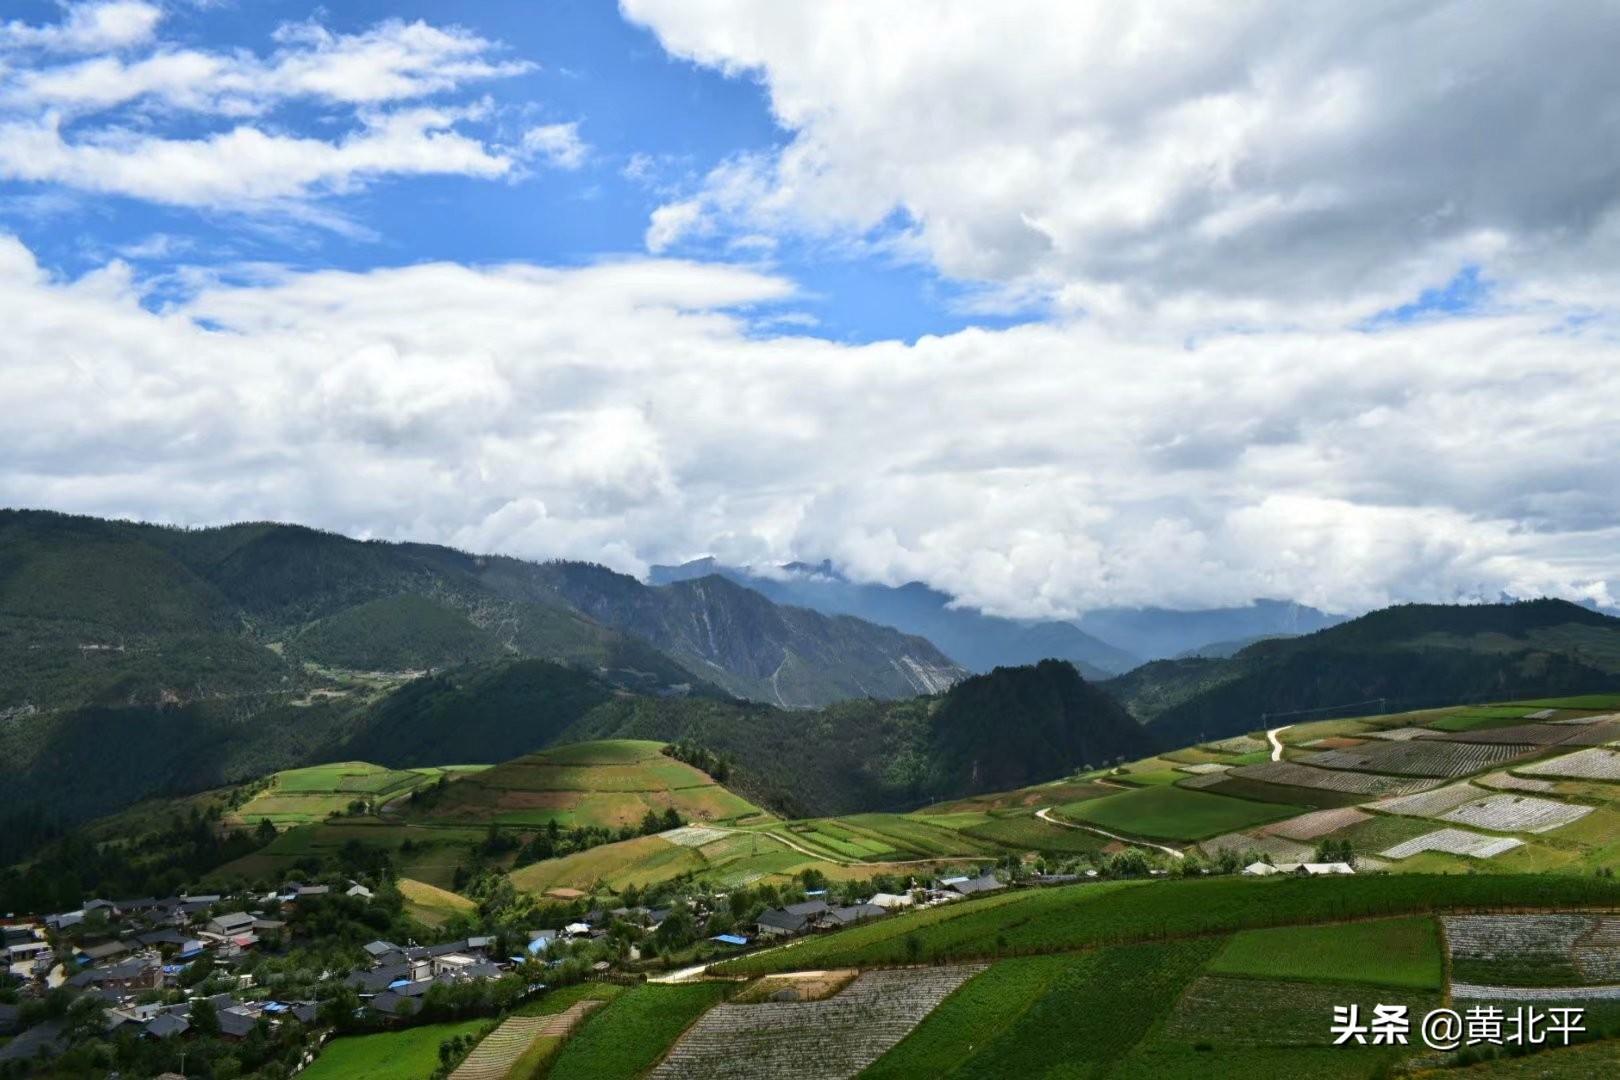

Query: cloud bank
[3,234,1616,617]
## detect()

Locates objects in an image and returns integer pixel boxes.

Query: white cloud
[522,122,588,170]
[0,107,513,207]
[3,233,1618,618]
[0,14,543,213]
[623,1,1620,327]
[8,18,534,114]
[0,1,161,54]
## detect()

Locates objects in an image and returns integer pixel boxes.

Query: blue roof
[526,937,551,954]
[711,934,749,946]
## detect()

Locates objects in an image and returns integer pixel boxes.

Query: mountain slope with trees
[1118,599,1620,745]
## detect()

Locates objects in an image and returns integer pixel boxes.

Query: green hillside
[1110,599,1620,744]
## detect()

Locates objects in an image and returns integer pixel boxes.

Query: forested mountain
[0,510,967,827]
[650,557,1140,676]
[1109,599,1620,745]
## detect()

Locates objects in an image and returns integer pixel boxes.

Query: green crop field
[944,939,1222,1078]
[959,811,1111,854]
[1208,916,1442,989]
[717,875,1620,976]
[301,1018,493,1080]
[542,981,733,1079]
[862,954,1075,1080]
[417,739,769,830]
[1122,975,1437,1078]
[225,762,470,827]
[1057,785,1306,841]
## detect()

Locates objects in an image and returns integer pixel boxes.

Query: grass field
[211,818,493,889]
[1208,916,1442,989]
[716,874,1620,976]
[1056,784,1306,841]
[419,739,769,830]
[398,876,476,927]
[301,1017,493,1080]
[542,981,733,1079]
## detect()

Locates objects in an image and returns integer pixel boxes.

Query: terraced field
[227,762,476,827]
[1227,760,1443,796]
[448,1001,602,1080]
[1522,747,1620,781]
[420,740,769,829]
[1297,738,1535,778]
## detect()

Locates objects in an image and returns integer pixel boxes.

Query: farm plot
[1176,771,1233,790]
[1443,915,1591,986]
[1228,760,1444,796]
[1057,785,1305,841]
[1438,793,1592,833]
[660,825,729,847]
[1209,916,1443,989]
[1551,719,1620,745]
[936,940,1222,1079]
[1258,806,1369,841]
[1153,975,1436,1050]
[959,812,1110,854]
[1478,770,1556,792]
[448,1001,602,1080]
[1551,712,1620,725]
[1417,722,1579,746]
[1297,739,1534,778]
[1380,828,1523,860]
[861,956,1073,1080]
[649,966,984,1080]
[1369,783,1485,818]
[1176,762,1232,775]
[1205,735,1268,755]
[547,982,734,1080]
[1522,748,1620,781]
[1363,726,1433,741]
[1199,831,1313,863]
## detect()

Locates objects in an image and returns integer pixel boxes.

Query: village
[0,865,1039,1073]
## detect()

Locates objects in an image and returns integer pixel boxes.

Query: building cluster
[751,874,1005,941]
[0,879,487,1067]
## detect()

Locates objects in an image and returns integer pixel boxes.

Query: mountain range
[650,557,1346,671]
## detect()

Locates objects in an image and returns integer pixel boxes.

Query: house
[362,940,401,962]
[822,904,887,928]
[78,940,130,964]
[218,1008,261,1040]
[867,892,915,911]
[346,884,373,900]
[144,1012,190,1039]
[1276,862,1355,876]
[754,900,831,938]
[943,874,1004,896]
[1242,861,1279,876]
[207,912,257,936]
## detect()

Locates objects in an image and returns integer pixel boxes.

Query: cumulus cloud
[0,12,547,211]
[3,233,1617,617]
[622,0,1620,326]
[522,122,588,170]
[0,1,161,54]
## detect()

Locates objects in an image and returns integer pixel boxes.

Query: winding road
[1266,724,1292,761]
[1035,807,1185,859]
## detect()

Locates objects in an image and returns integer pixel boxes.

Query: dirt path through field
[1035,807,1185,859]
[1267,724,1292,761]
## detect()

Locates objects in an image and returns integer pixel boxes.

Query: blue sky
[2,1,1618,617]
[0,0,1027,342]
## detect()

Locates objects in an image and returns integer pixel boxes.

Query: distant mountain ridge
[1076,599,1346,661]
[651,557,1139,677]
[1109,598,1620,745]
